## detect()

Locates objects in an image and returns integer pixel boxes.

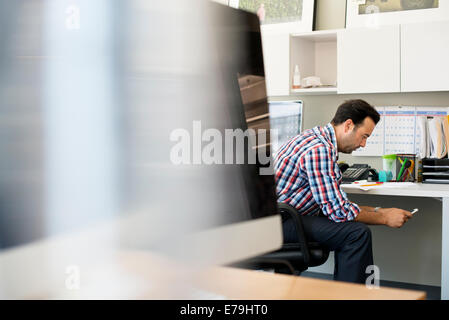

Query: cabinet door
[261,33,290,96]
[337,25,400,94]
[401,21,449,92]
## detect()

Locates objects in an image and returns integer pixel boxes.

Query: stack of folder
[417,115,449,184]
[417,115,449,159]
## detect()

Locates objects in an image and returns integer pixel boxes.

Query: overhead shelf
[290,86,337,95]
[290,29,339,42]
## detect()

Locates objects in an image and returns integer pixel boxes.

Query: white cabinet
[288,21,449,95]
[401,20,449,92]
[337,25,401,94]
[261,33,290,96]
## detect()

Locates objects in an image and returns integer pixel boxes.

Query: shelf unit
[289,29,340,95]
[288,21,449,96]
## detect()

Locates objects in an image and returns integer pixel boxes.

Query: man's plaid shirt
[274,123,360,222]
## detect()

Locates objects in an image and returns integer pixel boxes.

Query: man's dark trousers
[283,214,374,284]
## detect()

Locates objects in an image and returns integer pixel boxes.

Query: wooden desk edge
[204,267,427,300]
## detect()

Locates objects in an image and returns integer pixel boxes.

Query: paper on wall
[352,106,449,158]
[384,106,415,155]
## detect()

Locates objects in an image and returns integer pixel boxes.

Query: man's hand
[356,206,413,227]
[379,208,413,228]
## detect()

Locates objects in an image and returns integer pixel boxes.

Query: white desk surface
[341,182,449,198]
[342,181,449,300]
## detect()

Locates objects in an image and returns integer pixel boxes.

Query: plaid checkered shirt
[274,123,360,222]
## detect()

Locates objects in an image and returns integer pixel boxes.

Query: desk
[201,266,426,300]
[342,182,449,300]
[118,252,426,300]
[0,237,426,299]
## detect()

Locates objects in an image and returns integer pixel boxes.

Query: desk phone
[339,163,378,183]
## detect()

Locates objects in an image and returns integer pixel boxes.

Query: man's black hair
[331,99,380,126]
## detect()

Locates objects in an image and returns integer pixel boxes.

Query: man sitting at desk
[274,99,413,284]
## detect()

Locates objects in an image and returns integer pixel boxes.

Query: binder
[416,116,428,158]
[426,116,448,159]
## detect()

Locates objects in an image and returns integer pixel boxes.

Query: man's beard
[341,131,359,154]
[342,145,358,154]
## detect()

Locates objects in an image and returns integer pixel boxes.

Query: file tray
[422,158,449,184]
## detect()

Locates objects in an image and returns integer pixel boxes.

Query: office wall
[270,0,449,286]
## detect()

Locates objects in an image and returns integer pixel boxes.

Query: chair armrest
[277,203,310,266]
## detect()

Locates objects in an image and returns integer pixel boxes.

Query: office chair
[232,203,330,275]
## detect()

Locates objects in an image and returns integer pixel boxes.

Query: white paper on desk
[342,182,415,191]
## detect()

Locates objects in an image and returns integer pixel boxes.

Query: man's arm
[302,146,413,227]
[356,206,413,228]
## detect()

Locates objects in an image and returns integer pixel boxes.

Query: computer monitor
[269,100,303,154]
[140,2,283,265]
[0,0,282,298]
[173,2,283,265]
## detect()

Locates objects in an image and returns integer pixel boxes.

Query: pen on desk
[359,182,384,187]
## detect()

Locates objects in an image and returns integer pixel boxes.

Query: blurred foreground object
[0,0,282,298]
